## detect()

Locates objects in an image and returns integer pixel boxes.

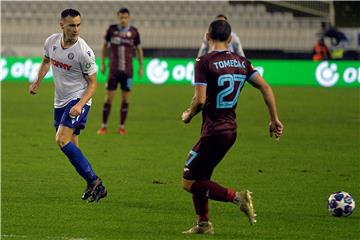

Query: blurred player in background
[29,9,107,202]
[97,8,143,135]
[197,14,245,57]
[181,20,283,234]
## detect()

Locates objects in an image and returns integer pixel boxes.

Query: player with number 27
[180,19,283,234]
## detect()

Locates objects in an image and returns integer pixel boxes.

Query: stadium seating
[1,1,325,56]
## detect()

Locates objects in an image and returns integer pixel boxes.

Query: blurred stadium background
[1,0,360,59]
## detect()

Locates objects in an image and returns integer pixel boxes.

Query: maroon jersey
[194,50,258,136]
[105,25,141,76]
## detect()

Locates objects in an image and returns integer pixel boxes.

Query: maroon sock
[120,102,129,126]
[102,103,111,125]
[191,180,236,202]
[192,194,209,222]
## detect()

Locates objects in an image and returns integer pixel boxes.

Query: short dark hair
[118,8,130,15]
[61,9,81,19]
[216,14,228,21]
[208,20,231,41]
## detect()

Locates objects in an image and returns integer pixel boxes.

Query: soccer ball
[328,191,355,217]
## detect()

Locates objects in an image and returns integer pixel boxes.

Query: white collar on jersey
[209,50,229,53]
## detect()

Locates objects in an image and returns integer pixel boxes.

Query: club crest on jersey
[68,52,74,60]
[52,46,57,52]
[87,51,91,57]
[126,31,132,37]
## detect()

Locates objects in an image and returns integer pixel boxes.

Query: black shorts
[106,70,132,91]
[183,131,237,181]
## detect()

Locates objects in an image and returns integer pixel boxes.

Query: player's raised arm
[29,56,51,95]
[249,74,283,140]
[182,85,206,124]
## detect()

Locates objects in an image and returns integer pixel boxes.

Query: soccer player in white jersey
[197,14,245,57]
[29,9,107,202]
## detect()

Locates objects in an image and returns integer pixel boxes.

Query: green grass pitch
[2,82,359,239]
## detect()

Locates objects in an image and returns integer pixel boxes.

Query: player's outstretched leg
[233,190,257,225]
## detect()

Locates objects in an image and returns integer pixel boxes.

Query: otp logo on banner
[315,62,339,87]
[146,59,194,85]
[316,61,360,87]
[146,59,170,84]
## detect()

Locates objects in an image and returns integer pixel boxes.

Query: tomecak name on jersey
[44,33,98,108]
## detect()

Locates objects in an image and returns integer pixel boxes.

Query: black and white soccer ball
[328,191,355,217]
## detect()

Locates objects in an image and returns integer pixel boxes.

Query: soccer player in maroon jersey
[181,20,283,234]
[97,8,143,135]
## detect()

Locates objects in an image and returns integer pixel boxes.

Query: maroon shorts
[183,131,237,181]
[106,70,132,91]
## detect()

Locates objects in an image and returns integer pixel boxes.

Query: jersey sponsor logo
[118,31,131,38]
[110,36,134,45]
[67,53,74,60]
[50,58,72,71]
[213,59,245,69]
